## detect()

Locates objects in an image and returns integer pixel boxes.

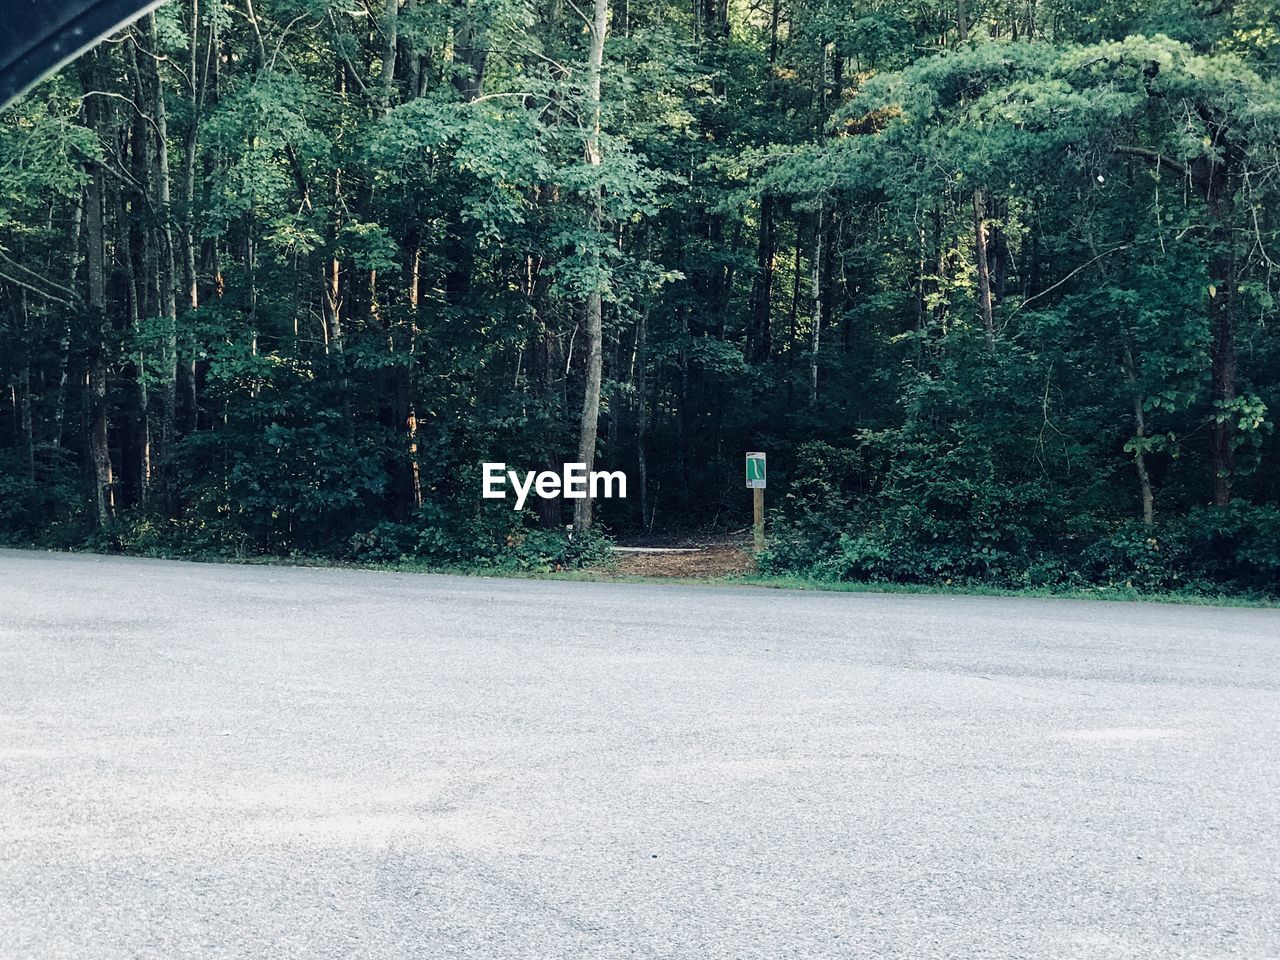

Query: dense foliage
[1,0,1277,591]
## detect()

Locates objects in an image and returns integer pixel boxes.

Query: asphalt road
[2,549,1278,959]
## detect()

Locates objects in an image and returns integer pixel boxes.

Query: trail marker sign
[746,452,766,553]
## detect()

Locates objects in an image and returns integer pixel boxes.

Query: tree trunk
[573,0,606,535]
[972,188,995,352]
[118,184,150,504]
[1208,216,1236,507]
[1123,341,1155,526]
[183,0,202,316]
[142,15,179,504]
[402,0,420,96]
[747,191,775,365]
[635,307,649,527]
[18,348,33,483]
[79,54,114,528]
[911,215,927,363]
[84,170,114,528]
[809,207,823,407]
[768,0,780,62]
[181,0,208,434]
[324,66,347,361]
[535,329,563,531]
[52,200,83,449]
[398,242,423,516]
[572,0,609,535]
[701,0,728,39]
[382,0,398,112]
[451,0,489,102]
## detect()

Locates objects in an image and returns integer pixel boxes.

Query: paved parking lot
[2,549,1278,958]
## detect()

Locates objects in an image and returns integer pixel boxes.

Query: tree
[574,0,610,535]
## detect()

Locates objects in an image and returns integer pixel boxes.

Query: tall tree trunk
[79,54,114,528]
[768,0,781,62]
[747,191,775,365]
[809,207,823,407]
[990,200,1009,302]
[52,200,83,449]
[324,67,347,361]
[701,0,729,39]
[119,184,150,504]
[635,307,649,527]
[396,241,423,517]
[911,214,927,364]
[573,0,608,535]
[183,0,203,316]
[535,329,563,531]
[1123,341,1155,526]
[382,0,398,113]
[1208,209,1236,507]
[140,15,179,504]
[443,1,486,311]
[402,0,420,96]
[84,165,114,528]
[451,0,489,101]
[957,0,996,356]
[972,188,995,352]
[677,305,690,508]
[17,313,34,482]
[181,0,208,434]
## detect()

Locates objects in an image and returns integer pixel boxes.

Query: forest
[1,0,1278,594]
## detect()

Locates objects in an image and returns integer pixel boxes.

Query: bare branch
[78,90,163,137]
[0,248,80,301]
[1113,145,1190,180]
[1012,244,1132,314]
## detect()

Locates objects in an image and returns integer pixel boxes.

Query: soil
[603,533,757,579]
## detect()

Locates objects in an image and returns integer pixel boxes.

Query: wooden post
[753,487,765,553]
[746,451,767,553]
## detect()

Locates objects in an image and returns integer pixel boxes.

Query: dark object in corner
[0,0,163,108]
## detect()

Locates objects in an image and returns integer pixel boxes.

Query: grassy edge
[722,572,1278,607]
[6,542,1277,608]
[480,567,1277,607]
[283,555,1280,608]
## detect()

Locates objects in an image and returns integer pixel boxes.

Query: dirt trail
[604,535,756,579]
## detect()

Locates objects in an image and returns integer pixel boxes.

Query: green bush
[0,449,86,546]
[757,441,862,574]
[346,500,613,572]
[1081,506,1280,594]
[1177,504,1280,592]
[760,426,1078,588]
[1081,524,1188,592]
[110,512,258,560]
[761,435,1279,596]
[168,417,389,555]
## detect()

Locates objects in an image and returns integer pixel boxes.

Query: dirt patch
[604,537,756,579]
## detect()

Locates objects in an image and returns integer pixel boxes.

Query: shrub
[0,449,86,546]
[346,500,614,572]
[1081,523,1188,592]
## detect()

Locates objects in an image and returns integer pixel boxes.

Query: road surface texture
[2,549,1278,959]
